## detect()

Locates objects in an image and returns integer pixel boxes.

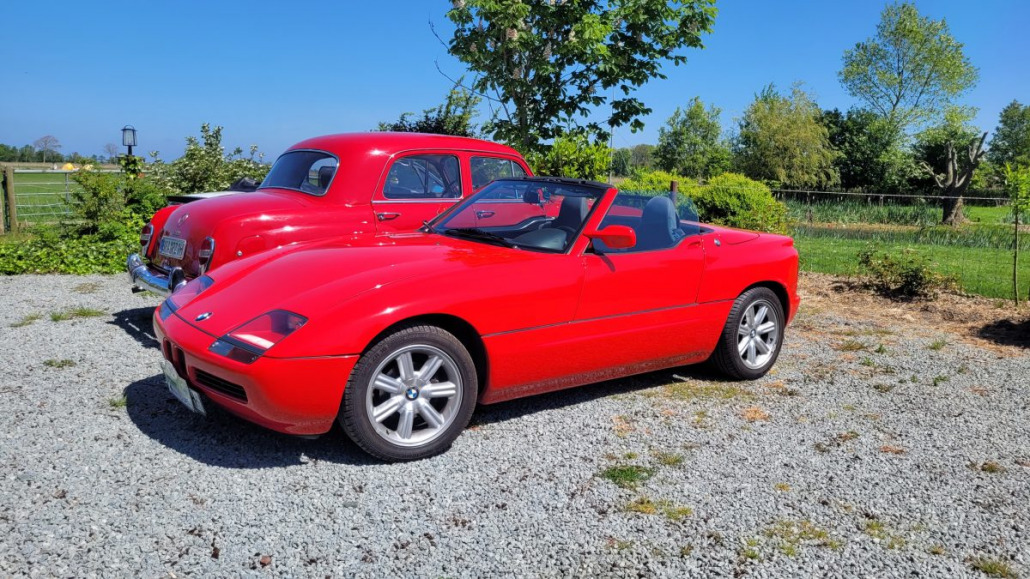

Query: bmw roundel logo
[195,312,213,322]
[405,387,419,400]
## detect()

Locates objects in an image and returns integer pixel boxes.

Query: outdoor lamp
[122,125,137,156]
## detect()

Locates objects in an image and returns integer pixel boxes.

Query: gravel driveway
[1,274,1027,577]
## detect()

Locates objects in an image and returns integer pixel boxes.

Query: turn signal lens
[140,223,154,247]
[210,310,307,363]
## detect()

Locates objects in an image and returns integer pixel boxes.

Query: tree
[919,120,987,225]
[630,144,655,171]
[913,106,987,224]
[654,97,730,180]
[733,84,838,189]
[839,2,977,133]
[611,148,632,177]
[988,100,1030,167]
[822,108,915,193]
[1002,163,1030,302]
[104,143,120,163]
[446,0,717,152]
[377,83,481,137]
[33,135,61,163]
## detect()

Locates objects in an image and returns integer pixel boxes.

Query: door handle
[376,212,401,221]
[476,210,495,218]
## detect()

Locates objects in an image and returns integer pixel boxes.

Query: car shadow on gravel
[124,364,722,467]
[472,364,723,427]
[124,375,378,467]
[109,307,160,350]
[977,317,1030,349]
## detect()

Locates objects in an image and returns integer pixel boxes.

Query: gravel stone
[0,273,1027,577]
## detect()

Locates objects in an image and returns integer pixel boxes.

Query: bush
[857,246,956,299]
[619,169,693,193]
[70,170,165,241]
[146,123,269,194]
[0,226,130,275]
[691,173,789,234]
[525,133,612,181]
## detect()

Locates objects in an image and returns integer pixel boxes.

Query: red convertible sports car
[154,177,800,461]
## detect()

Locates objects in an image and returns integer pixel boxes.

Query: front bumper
[127,253,186,296]
[153,308,358,435]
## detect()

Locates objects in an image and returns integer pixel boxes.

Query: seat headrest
[642,195,677,229]
[318,165,334,189]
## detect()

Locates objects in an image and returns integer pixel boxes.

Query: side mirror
[585,225,636,250]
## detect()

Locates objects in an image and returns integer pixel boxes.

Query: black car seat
[636,196,683,250]
[549,196,588,236]
[318,165,334,190]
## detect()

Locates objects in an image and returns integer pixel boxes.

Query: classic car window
[470,156,527,190]
[594,193,701,253]
[434,179,603,253]
[259,150,338,196]
[383,154,461,199]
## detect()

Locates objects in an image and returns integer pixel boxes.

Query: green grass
[785,199,1014,227]
[969,557,1017,578]
[10,313,42,328]
[43,359,76,368]
[50,307,105,321]
[599,465,656,489]
[794,233,1030,299]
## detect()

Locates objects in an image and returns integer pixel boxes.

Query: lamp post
[122,125,137,157]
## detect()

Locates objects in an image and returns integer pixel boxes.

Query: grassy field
[7,171,84,223]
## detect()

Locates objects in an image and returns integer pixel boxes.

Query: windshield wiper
[441,227,514,247]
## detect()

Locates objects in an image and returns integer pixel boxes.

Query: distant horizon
[3,1,1026,161]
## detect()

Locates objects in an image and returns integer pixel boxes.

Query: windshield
[259,150,338,196]
[433,179,606,252]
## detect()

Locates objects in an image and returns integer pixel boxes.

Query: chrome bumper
[127,254,187,296]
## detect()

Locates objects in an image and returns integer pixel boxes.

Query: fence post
[2,165,15,232]
[669,180,678,205]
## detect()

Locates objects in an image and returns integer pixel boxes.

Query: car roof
[288,132,524,158]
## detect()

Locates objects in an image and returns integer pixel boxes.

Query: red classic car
[154,177,800,461]
[128,133,531,294]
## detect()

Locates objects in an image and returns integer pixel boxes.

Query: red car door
[373,152,464,234]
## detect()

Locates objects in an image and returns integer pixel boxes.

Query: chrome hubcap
[365,344,462,447]
[737,299,779,370]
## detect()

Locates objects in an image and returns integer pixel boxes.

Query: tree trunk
[941,195,966,226]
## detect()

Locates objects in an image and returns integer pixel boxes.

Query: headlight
[209,310,307,364]
[159,275,214,321]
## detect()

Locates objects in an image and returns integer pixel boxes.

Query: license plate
[159,236,187,260]
[161,359,205,415]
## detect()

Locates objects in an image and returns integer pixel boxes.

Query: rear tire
[340,324,477,461]
[711,287,785,380]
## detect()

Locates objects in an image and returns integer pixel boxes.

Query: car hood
[173,234,521,337]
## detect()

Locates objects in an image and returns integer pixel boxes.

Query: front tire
[340,324,477,461]
[711,287,785,380]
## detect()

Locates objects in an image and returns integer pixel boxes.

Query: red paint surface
[158,185,800,435]
[143,133,531,279]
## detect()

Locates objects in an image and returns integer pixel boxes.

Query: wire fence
[771,189,1026,301]
[2,169,121,226]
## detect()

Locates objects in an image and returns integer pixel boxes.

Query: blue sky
[3,0,1027,160]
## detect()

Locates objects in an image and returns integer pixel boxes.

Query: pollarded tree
[839,2,977,134]
[447,0,717,152]
[915,108,987,225]
[988,100,1030,167]
[733,84,839,189]
[34,135,61,163]
[654,97,731,180]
